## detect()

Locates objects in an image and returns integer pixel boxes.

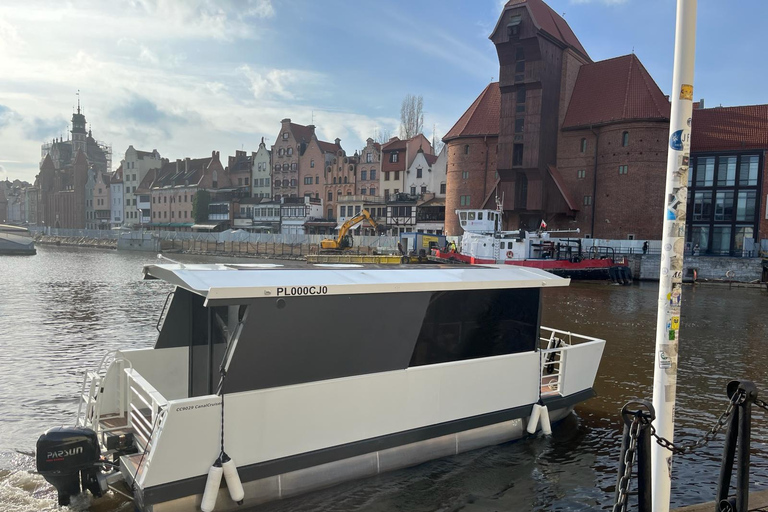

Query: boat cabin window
[478,212,483,220]
[159,286,540,395]
[460,212,467,220]
[409,288,540,367]
[468,212,476,220]
[500,242,506,249]
[155,288,247,397]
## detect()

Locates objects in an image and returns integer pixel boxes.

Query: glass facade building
[687,152,762,256]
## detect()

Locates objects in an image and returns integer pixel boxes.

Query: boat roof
[143,263,569,302]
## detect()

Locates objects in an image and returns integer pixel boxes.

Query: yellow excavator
[320,209,378,251]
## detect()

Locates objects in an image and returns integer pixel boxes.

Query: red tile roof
[500,0,589,60]
[317,140,341,154]
[691,105,768,152]
[424,154,439,165]
[290,123,315,143]
[381,137,407,151]
[562,54,670,129]
[443,82,500,142]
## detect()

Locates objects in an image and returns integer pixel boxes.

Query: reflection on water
[0,246,766,510]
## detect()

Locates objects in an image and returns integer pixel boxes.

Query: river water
[1,245,767,511]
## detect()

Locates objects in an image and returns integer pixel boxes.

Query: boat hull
[130,403,579,512]
[431,250,631,283]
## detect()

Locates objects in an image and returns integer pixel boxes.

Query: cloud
[23,116,68,141]
[110,95,189,130]
[122,0,275,40]
[238,65,325,101]
[0,105,16,129]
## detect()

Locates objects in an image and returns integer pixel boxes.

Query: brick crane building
[443,0,768,254]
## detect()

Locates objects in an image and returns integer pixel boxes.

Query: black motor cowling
[36,426,103,506]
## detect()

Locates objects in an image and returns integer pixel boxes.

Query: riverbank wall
[629,254,765,283]
[32,230,397,261]
[35,234,117,250]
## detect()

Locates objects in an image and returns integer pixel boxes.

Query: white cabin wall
[119,347,189,400]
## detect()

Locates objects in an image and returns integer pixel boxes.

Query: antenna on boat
[156,253,185,268]
[495,193,504,232]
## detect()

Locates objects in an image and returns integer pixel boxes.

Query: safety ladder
[75,352,131,435]
[540,331,571,397]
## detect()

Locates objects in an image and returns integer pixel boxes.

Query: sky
[1,0,767,184]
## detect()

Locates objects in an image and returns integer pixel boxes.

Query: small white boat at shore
[36,262,605,511]
[0,224,36,255]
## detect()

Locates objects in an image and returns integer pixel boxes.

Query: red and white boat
[432,209,632,284]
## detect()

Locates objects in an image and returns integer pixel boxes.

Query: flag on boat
[540,220,547,229]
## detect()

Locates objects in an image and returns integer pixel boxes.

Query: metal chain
[755,397,768,413]
[613,416,641,512]
[650,389,743,456]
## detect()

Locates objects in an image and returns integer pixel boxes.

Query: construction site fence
[31,227,400,251]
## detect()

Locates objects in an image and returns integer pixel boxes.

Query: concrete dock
[673,489,768,511]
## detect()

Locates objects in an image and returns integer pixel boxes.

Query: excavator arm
[321,209,378,250]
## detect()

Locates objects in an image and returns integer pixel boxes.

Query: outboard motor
[36,426,103,506]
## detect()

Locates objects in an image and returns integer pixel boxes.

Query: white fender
[526,404,542,434]
[539,405,552,436]
[222,457,245,504]
[201,464,223,512]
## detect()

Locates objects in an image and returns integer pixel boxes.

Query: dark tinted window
[409,288,540,367]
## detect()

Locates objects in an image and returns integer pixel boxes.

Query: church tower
[71,91,87,160]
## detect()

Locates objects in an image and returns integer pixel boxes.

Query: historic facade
[121,146,162,226]
[443,0,768,254]
[37,101,111,229]
[251,138,272,199]
[380,134,432,201]
[357,138,381,198]
[272,119,314,200]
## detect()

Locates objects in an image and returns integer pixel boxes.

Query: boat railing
[125,368,168,450]
[76,352,131,432]
[539,327,605,399]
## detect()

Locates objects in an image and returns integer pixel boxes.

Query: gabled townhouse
[272,119,314,200]
[141,151,231,231]
[380,134,433,201]
[320,139,355,221]
[110,166,124,227]
[357,138,381,198]
[252,138,272,199]
[121,146,162,226]
[227,150,253,192]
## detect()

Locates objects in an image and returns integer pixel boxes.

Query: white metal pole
[652,1,697,511]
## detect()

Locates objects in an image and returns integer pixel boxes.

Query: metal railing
[539,327,605,399]
[125,369,168,450]
[76,352,131,434]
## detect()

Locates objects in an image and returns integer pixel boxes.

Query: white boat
[432,209,632,284]
[35,262,605,511]
[0,224,36,255]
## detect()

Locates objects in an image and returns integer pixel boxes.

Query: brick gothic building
[36,102,109,229]
[444,0,768,254]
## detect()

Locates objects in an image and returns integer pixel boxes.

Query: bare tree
[373,127,393,145]
[399,94,424,139]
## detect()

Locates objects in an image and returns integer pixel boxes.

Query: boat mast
[651,1,697,511]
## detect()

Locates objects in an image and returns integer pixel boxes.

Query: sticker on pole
[680,84,693,100]
[659,350,672,369]
[670,130,690,151]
